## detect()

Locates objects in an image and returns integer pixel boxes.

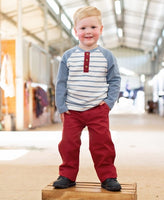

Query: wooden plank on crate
[42,182,137,200]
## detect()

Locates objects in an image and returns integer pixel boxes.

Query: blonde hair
[73,6,102,26]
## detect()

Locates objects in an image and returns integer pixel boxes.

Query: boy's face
[74,16,103,50]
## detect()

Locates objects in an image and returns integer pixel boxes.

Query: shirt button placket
[84,52,90,73]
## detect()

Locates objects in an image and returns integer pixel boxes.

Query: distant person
[53,6,121,191]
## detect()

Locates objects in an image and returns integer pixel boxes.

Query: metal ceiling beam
[36,0,77,45]
[4,6,38,18]
[60,0,90,7]
[60,1,84,8]
[138,0,151,46]
[0,11,58,54]
[120,45,145,52]
[125,9,164,22]
[124,22,162,33]
[154,25,164,59]
[124,33,154,46]
[112,0,124,44]
[1,0,78,54]
[0,11,43,44]
[121,0,125,42]
[151,0,164,4]
[43,0,48,51]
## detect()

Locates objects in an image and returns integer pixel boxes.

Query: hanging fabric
[34,86,49,117]
[0,54,15,98]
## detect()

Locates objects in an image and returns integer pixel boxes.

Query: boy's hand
[60,111,70,123]
[99,101,111,111]
[99,101,105,105]
[60,113,64,123]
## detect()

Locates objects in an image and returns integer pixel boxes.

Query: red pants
[58,104,117,182]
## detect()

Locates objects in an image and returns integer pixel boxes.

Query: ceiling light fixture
[140,74,145,83]
[61,14,71,30]
[46,0,59,15]
[154,46,158,53]
[162,29,164,37]
[161,61,164,67]
[157,37,162,46]
[115,0,121,15]
[117,28,123,38]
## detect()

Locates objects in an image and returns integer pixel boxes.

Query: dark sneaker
[101,178,121,191]
[53,176,76,189]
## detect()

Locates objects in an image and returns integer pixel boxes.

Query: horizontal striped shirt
[55,46,121,113]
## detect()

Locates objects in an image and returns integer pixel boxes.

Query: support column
[16,0,24,130]
[0,0,2,121]
[43,0,48,52]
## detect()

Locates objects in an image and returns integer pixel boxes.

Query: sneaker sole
[54,182,76,189]
[101,184,121,191]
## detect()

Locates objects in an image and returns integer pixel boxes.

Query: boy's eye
[81,27,86,30]
[91,26,96,29]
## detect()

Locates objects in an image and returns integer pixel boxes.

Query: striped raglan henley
[55,45,121,113]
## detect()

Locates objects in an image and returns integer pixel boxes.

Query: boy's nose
[85,27,92,33]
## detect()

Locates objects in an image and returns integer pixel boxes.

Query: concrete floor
[0,112,164,200]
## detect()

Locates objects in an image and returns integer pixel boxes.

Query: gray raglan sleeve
[104,52,121,110]
[55,56,69,113]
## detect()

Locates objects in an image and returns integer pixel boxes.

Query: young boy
[53,6,121,191]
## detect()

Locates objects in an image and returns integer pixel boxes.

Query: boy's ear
[100,25,103,34]
[74,27,77,36]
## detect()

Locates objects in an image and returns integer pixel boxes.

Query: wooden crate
[42,182,137,200]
